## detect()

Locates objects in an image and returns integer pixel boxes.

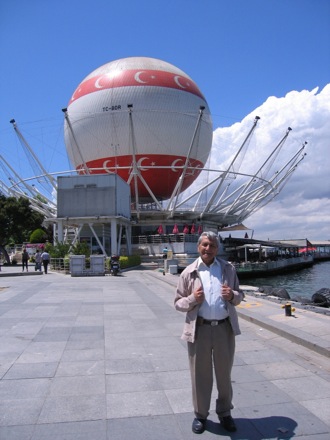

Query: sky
[0,0,329,241]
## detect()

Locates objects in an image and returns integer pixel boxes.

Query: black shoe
[219,415,237,432]
[192,418,206,434]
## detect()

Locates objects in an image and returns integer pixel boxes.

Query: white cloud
[211,84,330,241]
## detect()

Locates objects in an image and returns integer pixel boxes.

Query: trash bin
[169,265,178,275]
[70,255,85,276]
[90,255,105,275]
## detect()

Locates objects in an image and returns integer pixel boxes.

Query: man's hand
[221,283,234,301]
[194,286,205,303]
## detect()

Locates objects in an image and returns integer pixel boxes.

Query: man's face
[198,236,218,266]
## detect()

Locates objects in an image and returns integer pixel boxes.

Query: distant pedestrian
[22,248,29,272]
[41,250,50,274]
[162,246,168,259]
[34,249,42,271]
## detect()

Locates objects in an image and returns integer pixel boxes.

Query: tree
[0,195,45,263]
[30,228,48,243]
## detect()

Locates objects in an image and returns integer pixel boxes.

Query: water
[243,260,330,300]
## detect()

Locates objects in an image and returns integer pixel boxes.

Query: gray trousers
[188,320,235,419]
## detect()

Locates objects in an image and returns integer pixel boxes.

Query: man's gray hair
[197,231,220,247]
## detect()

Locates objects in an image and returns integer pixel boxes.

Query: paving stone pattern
[0,267,329,439]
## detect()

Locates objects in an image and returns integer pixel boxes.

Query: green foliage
[46,242,70,258]
[29,228,48,243]
[106,254,141,269]
[72,241,91,257]
[44,240,91,259]
[0,195,44,247]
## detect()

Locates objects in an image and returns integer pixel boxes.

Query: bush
[46,242,70,259]
[119,255,141,269]
[72,242,91,257]
[30,228,47,243]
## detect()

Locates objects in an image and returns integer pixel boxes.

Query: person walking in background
[174,231,244,434]
[41,249,50,274]
[22,247,29,272]
[34,249,42,271]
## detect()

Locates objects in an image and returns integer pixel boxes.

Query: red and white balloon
[64,57,213,201]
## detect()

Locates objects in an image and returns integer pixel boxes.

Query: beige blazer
[174,258,244,343]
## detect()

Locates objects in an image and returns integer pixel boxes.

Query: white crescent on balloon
[174,76,187,89]
[103,159,113,173]
[135,71,148,84]
[137,157,150,171]
[95,76,104,89]
[171,158,184,172]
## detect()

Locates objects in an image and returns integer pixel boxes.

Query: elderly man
[174,231,244,434]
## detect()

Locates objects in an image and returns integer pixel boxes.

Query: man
[34,249,42,271]
[41,250,50,274]
[174,231,244,434]
[22,248,29,272]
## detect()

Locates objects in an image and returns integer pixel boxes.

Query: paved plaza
[0,265,329,439]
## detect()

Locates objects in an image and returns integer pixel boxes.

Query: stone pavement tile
[16,341,67,364]
[32,326,72,342]
[157,369,191,390]
[0,362,14,380]
[0,424,35,440]
[61,348,104,362]
[26,305,59,318]
[142,335,185,352]
[107,372,160,393]
[233,380,292,407]
[32,420,107,440]
[0,335,32,354]
[0,378,50,399]
[0,398,45,426]
[235,338,267,352]
[6,320,45,338]
[3,361,58,380]
[65,338,104,350]
[301,397,330,427]
[75,316,105,326]
[240,402,330,437]
[55,360,105,376]
[235,346,292,365]
[43,317,76,327]
[37,395,106,424]
[131,321,175,338]
[105,357,155,375]
[106,390,173,418]
[296,435,330,440]
[70,325,104,337]
[0,318,21,333]
[0,306,33,319]
[253,360,314,380]
[104,338,148,359]
[165,388,192,414]
[232,363,267,383]
[78,303,104,314]
[273,375,330,401]
[149,352,189,372]
[106,414,184,440]
[104,318,136,334]
[49,375,105,397]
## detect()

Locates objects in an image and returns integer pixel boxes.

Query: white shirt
[197,257,229,320]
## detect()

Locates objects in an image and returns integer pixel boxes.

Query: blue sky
[1,0,329,240]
